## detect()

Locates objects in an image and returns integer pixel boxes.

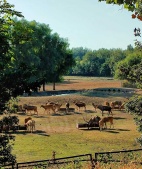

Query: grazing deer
[73,100,86,111]
[99,116,114,131]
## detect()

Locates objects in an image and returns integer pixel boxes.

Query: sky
[7,0,142,50]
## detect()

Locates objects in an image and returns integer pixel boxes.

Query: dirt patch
[43,78,123,91]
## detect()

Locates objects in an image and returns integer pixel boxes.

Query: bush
[122,80,137,88]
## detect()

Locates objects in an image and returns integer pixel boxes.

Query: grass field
[5,76,142,163]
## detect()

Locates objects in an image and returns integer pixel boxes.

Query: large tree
[0,0,23,166]
[0,0,23,110]
[9,19,75,92]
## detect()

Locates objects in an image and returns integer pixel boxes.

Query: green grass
[12,109,140,163]
[7,76,141,164]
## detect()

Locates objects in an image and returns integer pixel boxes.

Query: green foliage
[0,0,23,111]
[0,134,16,167]
[0,115,19,127]
[72,47,91,59]
[0,114,19,167]
[0,115,19,167]
[99,0,142,17]
[8,19,75,93]
[122,80,137,88]
[125,96,142,146]
[70,47,142,91]
[71,48,126,77]
[115,50,142,88]
[1,13,75,99]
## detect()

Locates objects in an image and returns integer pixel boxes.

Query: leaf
[124,3,129,9]
[128,5,135,12]
[11,57,15,63]
[135,2,139,9]
[114,0,117,4]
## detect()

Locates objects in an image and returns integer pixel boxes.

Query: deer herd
[15,98,127,133]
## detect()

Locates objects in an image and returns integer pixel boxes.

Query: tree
[4,18,75,93]
[127,44,134,51]
[47,33,75,90]
[72,47,91,60]
[71,48,114,77]
[100,62,111,76]
[9,19,52,93]
[0,0,23,166]
[0,0,75,165]
[0,0,23,110]
[114,45,142,83]
[108,49,126,76]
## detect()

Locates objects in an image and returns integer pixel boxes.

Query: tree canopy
[0,0,23,110]
[0,9,75,109]
[99,0,142,21]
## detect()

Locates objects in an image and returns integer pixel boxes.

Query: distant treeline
[68,45,141,79]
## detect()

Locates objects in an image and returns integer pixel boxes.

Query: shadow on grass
[74,111,82,114]
[79,127,100,131]
[63,112,74,115]
[78,128,130,134]
[102,128,130,133]
[12,130,50,136]
[85,110,95,113]
[51,113,62,116]
[36,115,49,118]
[102,130,120,134]
[113,117,126,120]
[35,130,50,136]
[116,128,130,131]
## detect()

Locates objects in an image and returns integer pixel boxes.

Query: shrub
[122,80,137,88]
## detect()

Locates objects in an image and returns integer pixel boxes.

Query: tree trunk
[43,83,45,91]
[53,82,55,90]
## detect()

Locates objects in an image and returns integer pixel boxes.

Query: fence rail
[4,154,94,169]
[94,148,142,164]
[2,149,142,169]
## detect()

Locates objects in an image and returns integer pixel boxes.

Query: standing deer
[73,101,86,111]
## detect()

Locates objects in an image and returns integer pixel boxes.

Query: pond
[22,87,136,97]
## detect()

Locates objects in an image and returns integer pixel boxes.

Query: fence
[2,148,142,169]
[3,154,94,169]
[94,148,142,164]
